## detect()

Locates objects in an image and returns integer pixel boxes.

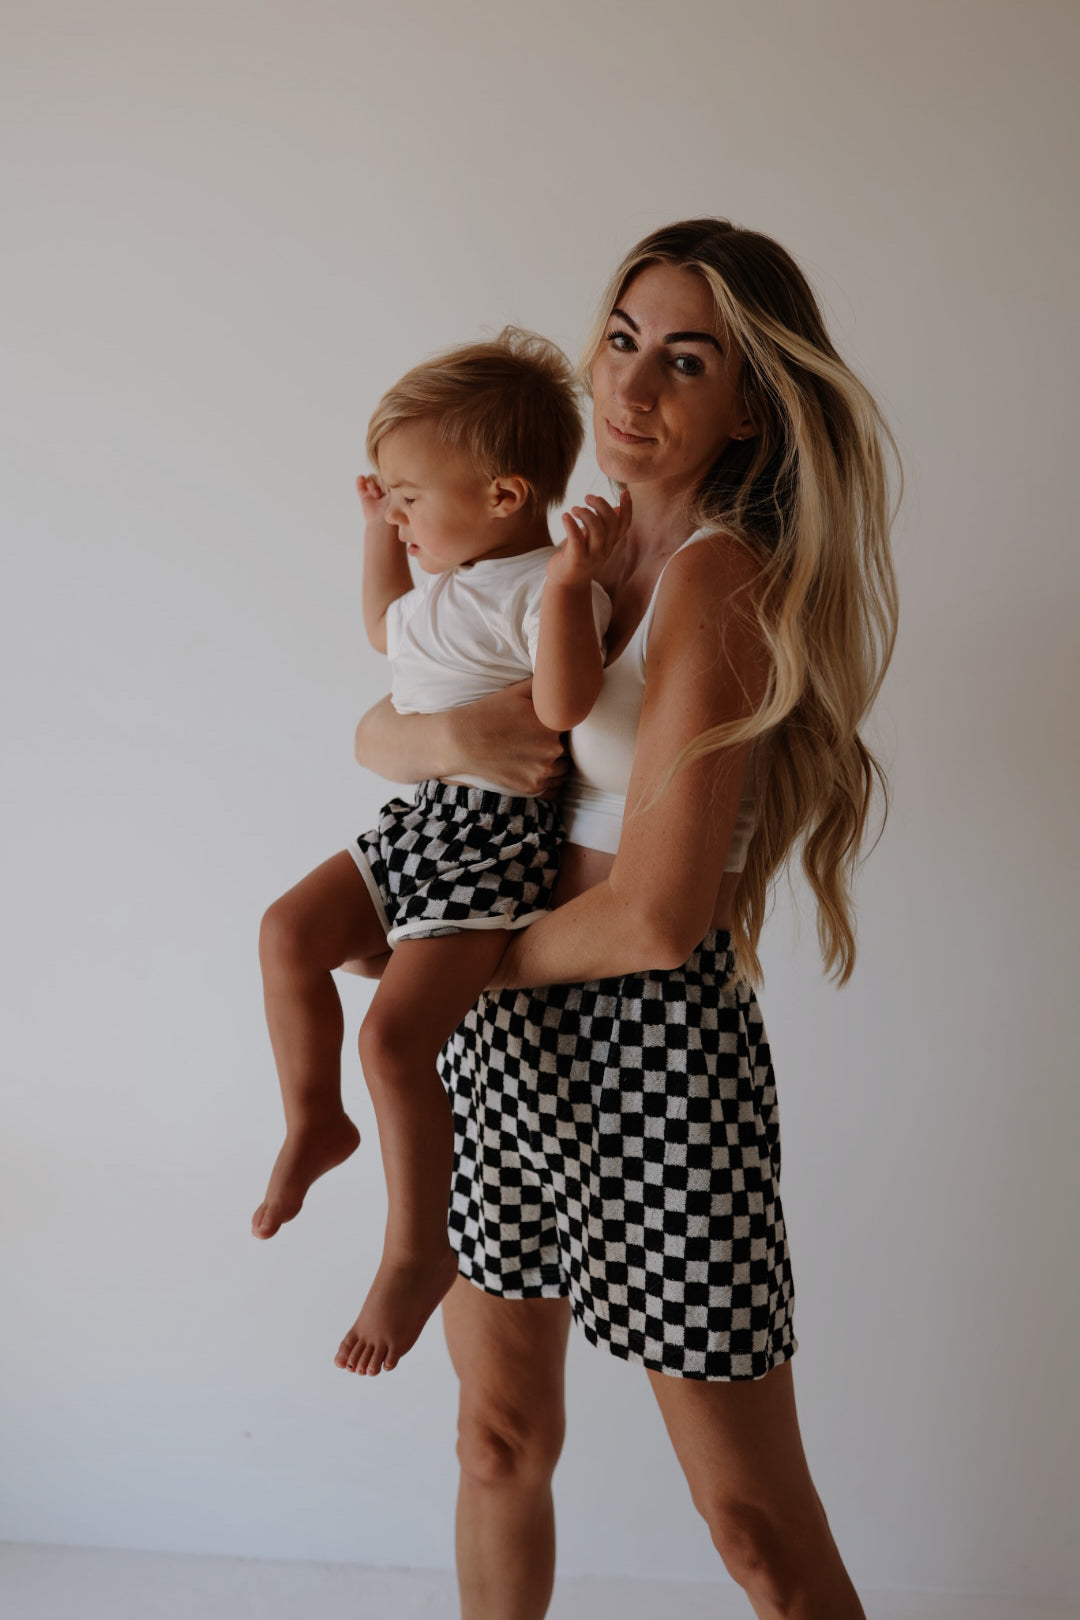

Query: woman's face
[590,261,755,493]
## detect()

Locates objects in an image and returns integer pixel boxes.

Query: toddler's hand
[356,473,392,530]
[547,490,631,589]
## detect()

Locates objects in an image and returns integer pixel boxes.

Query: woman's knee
[456,1399,565,1491]
[697,1492,816,1607]
[443,1283,571,1492]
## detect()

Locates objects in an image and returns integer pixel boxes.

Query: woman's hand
[450,681,570,796]
[354,681,569,797]
[546,491,631,589]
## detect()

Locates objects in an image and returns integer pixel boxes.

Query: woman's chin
[597,444,652,482]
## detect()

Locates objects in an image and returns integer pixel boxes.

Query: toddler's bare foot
[333,1243,459,1376]
[251,1113,361,1238]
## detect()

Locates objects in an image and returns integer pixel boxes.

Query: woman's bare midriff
[554,842,739,934]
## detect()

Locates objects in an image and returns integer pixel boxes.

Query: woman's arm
[354,682,570,797]
[493,537,769,988]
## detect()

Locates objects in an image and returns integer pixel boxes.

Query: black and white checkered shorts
[438,931,797,1380]
[349,780,561,949]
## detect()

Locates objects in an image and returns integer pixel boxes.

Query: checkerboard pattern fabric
[350,779,560,948]
[439,931,796,1380]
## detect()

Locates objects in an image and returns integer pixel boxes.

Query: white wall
[3,0,1078,1605]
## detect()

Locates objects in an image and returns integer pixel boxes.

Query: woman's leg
[442,1277,572,1620]
[254,851,387,1237]
[335,931,509,1376]
[648,1360,864,1620]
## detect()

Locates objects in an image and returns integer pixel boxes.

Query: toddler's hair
[366,328,583,511]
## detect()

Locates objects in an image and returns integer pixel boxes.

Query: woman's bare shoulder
[674,529,765,594]
[651,530,767,655]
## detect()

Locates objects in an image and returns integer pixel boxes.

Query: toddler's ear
[490,474,532,516]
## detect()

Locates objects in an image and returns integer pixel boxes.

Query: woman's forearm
[354,696,458,784]
[496,875,684,991]
[354,684,569,797]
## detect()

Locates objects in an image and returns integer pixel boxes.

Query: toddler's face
[378,421,499,573]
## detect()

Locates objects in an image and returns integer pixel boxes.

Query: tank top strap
[637,527,714,668]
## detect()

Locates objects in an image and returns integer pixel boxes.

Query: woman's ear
[731,405,759,442]
[489,474,532,516]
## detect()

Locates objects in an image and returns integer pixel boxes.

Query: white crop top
[562,530,759,871]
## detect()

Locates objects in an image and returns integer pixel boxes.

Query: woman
[353,219,899,1619]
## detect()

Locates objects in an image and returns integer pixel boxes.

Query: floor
[0,1543,1072,1619]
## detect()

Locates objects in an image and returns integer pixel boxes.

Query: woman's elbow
[620,902,703,974]
[609,864,714,971]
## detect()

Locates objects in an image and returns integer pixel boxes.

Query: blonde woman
[353,219,899,1619]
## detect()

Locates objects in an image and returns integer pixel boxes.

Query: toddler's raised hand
[548,490,631,589]
[357,473,392,530]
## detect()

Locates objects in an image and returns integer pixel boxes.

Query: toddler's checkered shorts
[439,932,797,1380]
[349,779,560,948]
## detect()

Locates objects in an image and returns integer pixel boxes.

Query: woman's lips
[606,419,655,444]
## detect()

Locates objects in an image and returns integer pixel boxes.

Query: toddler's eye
[403,497,415,506]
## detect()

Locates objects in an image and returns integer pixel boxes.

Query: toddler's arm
[532,491,630,732]
[359,474,414,654]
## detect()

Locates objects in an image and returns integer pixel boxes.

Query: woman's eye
[604,330,635,352]
[673,354,705,377]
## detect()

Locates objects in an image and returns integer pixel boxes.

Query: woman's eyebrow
[664,329,723,351]
[610,308,722,351]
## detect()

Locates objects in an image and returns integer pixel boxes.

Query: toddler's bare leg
[335,930,508,1375]
[254,851,388,1238]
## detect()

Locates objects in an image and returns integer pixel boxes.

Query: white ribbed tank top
[561,530,758,869]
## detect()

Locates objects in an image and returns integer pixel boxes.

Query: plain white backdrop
[3,0,1078,1608]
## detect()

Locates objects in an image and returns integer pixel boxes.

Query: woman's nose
[611,353,657,411]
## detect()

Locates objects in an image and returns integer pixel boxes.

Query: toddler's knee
[259,896,303,971]
[357,1008,434,1082]
[456,1406,564,1492]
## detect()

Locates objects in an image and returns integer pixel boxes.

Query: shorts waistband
[415,779,558,822]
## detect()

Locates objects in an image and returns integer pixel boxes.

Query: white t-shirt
[385,546,611,793]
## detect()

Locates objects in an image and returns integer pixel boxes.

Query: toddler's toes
[251,1202,281,1239]
[355,1340,377,1375]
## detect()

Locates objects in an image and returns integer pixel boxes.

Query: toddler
[253,329,628,1375]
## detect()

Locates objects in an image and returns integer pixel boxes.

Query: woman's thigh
[442,1276,572,1478]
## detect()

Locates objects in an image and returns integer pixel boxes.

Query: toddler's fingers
[570,505,601,538]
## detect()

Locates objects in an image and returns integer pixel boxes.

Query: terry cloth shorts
[348,779,561,949]
[438,931,797,1381]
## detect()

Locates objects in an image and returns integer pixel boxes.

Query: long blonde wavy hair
[584,220,900,985]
